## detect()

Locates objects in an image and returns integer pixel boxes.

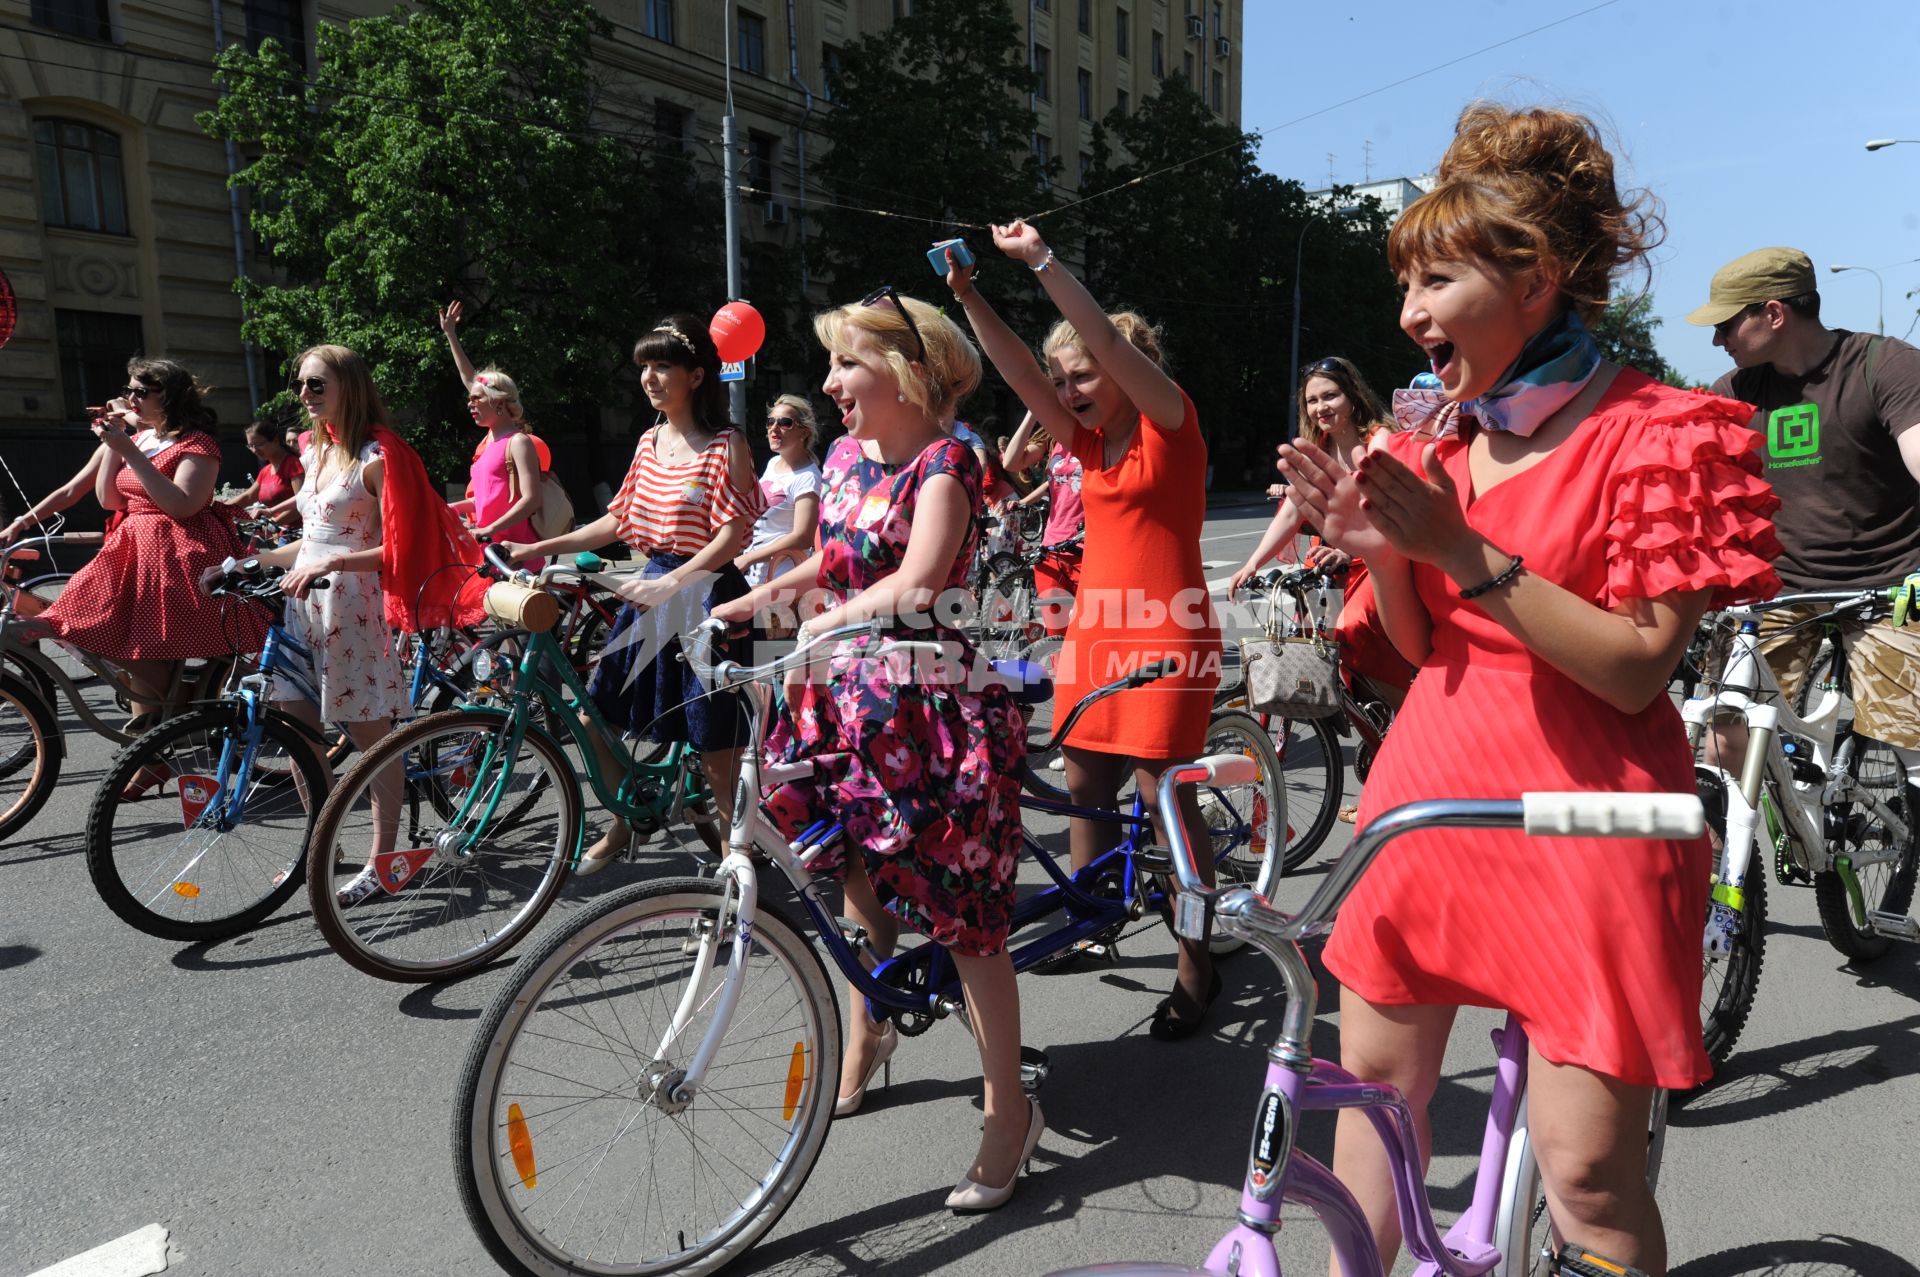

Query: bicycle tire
[1813,767,1920,964]
[1213,689,1343,871]
[85,706,328,941]
[0,671,61,842]
[1198,710,1287,901]
[973,551,1035,657]
[307,709,580,982]
[1693,767,1766,1077]
[454,877,841,1277]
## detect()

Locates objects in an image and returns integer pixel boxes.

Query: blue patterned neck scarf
[1391,310,1602,439]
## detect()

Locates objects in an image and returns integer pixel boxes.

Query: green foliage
[200,0,723,481]
[811,0,1054,373]
[1073,78,1407,486]
[1592,292,1694,388]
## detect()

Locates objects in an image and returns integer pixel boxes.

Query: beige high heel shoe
[944,1097,1045,1213]
[834,1020,898,1117]
[574,822,634,877]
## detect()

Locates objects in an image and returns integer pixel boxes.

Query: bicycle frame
[1149,789,1701,1277]
[1680,594,1912,933]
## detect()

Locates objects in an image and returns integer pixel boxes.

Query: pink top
[470,432,542,568]
[1041,443,1084,546]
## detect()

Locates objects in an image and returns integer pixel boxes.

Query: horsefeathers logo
[1766,403,1820,469]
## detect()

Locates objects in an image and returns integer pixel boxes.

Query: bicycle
[973,531,1083,662]
[1219,562,1400,871]
[1680,589,1920,1074]
[300,550,720,982]
[0,529,233,842]
[450,614,1284,1277]
[1045,786,1702,1277]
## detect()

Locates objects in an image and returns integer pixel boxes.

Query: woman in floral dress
[714,292,1038,1214]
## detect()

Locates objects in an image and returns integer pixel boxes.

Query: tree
[200,0,723,482]
[1592,293,1694,388]
[811,0,1055,388]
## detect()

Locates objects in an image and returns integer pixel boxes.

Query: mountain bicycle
[1680,589,1920,1074]
[1045,787,1702,1277]
[301,551,719,982]
[451,613,1283,1277]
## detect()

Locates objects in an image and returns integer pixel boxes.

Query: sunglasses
[766,415,803,429]
[859,284,929,365]
[1712,304,1764,339]
[289,376,327,396]
[1302,358,1344,375]
[122,385,156,402]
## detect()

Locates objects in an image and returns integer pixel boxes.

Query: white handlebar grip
[1191,753,1260,788]
[1521,792,1704,840]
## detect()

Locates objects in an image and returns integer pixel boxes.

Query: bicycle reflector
[171,881,202,899]
[783,1042,806,1122]
[507,1103,537,1189]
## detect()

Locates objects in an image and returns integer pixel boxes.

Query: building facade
[0,0,1241,498]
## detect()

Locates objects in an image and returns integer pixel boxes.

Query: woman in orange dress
[1278,104,1780,1276]
[949,224,1224,1040]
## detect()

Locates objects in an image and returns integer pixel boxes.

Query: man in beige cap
[1690,246,1920,780]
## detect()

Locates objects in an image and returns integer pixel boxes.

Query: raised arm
[438,300,481,391]
[946,257,1086,446]
[991,220,1185,432]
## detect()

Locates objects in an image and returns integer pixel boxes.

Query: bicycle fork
[650,853,762,1110]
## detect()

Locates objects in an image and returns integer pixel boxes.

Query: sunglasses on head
[289,376,327,395]
[122,385,156,402]
[1303,358,1344,375]
[859,284,929,365]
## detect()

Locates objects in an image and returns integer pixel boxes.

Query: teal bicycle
[303,552,718,982]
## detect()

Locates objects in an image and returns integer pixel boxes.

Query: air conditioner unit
[1184,14,1203,38]
[1215,36,1232,57]
[763,201,790,226]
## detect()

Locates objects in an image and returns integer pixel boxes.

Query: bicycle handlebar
[1159,788,1704,944]
[207,556,329,602]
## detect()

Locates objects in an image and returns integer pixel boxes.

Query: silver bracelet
[1028,250,1055,274]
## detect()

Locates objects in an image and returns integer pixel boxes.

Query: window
[746,131,776,200]
[1212,68,1224,112]
[1213,1,1223,36]
[1034,0,1048,9]
[32,0,110,40]
[1079,151,1093,185]
[56,310,144,424]
[1151,30,1163,77]
[1034,133,1052,165]
[653,99,689,153]
[34,120,129,235]
[1115,7,1128,57]
[1033,45,1050,101]
[1077,0,1090,34]
[1183,51,1193,82]
[642,0,672,43]
[1116,88,1129,115]
[736,10,766,76]
[891,0,912,17]
[820,43,844,99]
[244,0,305,70]
[1077,68,1092,120]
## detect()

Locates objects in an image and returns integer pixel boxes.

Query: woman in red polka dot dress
[28,358,267,728]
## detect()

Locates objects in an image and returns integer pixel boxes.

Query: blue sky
[1243,0,1920,384]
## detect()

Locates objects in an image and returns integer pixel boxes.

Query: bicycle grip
[1521,792,1703,840]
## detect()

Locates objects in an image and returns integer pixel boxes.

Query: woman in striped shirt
[502,314,763,872]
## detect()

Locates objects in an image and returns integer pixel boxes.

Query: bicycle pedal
[1550,1243,1649,1277]
[1867,910,1920,942]
[1019,1045,1051,1093]
[1135,847,1173,875]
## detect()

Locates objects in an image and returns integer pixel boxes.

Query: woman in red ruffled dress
[30,358,267,739]
[1279,104,1781,1277]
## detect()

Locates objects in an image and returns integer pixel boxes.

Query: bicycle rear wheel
[0,671,61,842]
[1814,749,1920,963]
[307,709,580,982]
[454,878,840,1277]
[1214,689,1343,871]
[85,706,327,941]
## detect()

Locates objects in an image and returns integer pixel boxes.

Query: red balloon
[710,301,765,364]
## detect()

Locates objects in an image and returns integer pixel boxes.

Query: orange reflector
[507,1103,537,1189]
[172,882,201,899]
[1251,793,1268,853]
[782,1041,806,1122]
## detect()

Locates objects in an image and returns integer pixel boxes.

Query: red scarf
[369,425,487,630]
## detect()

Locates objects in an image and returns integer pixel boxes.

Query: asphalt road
[7,504,1920,1277]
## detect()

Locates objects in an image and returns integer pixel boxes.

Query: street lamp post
[1287,206,1357,442]
[1829,264,1885,336]
[1866,139,1920,151]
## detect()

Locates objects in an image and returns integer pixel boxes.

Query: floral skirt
[764,638,1027,956]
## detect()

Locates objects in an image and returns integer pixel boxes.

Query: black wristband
[1459,553,1524,601]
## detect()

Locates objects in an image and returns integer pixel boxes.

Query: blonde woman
[439,302,545,564]
[736,393,822,588]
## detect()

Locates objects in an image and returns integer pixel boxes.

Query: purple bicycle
[1050,774,1701,1277]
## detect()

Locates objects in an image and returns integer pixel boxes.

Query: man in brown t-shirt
[1688,246,1920,755]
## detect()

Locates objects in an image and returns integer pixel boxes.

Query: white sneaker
[1046,755,1066,773]
[336,866,381,909]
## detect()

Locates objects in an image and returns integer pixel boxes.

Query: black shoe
[1148,968,1223,1042]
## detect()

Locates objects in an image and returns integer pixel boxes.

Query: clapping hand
[1350,443,1472,565]
[1276,439,1387,560]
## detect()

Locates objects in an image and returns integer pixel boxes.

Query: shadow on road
[171,908,333,972]
[1672,1233,1918,1277]
[1672,1012,1920,1127]
[396,961,512,1020]
[0,942,41,968]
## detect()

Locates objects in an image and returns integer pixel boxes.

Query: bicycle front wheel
[86,707,328,941]
[1197,709,1286,900]
[454,878,841,1277]
[0,671,62,842]
[307,709,581,982]
[1693,767,1766,1076]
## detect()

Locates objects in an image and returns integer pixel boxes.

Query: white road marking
[1198,527,1267,545]
[27,1224,170,1277]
